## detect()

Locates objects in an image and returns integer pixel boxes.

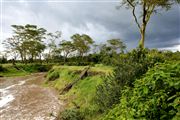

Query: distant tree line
[2,24,126,65]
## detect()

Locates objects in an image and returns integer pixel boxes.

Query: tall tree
[59,40,75,63]
[47,31,61,61]
[4,24,47,63]
[71,34,94,58]
[4,36,22,61]
[120,0,180,48]
[107,39,126,53]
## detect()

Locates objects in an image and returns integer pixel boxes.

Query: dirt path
[0,73,63,120]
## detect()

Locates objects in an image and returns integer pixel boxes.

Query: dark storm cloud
[1,0,180,51]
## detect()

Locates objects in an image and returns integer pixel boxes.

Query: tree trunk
[20,52,24,63]
[63,55,66,64]
[139,23,146,49]
[138,1,147,49]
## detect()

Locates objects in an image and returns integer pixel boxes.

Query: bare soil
[0,73,63,120]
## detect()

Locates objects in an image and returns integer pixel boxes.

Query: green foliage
[163,51,180,61]
[47,69,60,81]
[56,62,95,66]
[71,34,94,57]
[0,65,7,72]
[95,48,165,112]
[103,61,180,120]
[59,40,75,63]
[18,64,52,72]
[45,65,113,119]
[60,108,84,120]
[107,39,126,53]
[4,24,47,63]
[0,56,8,64]
[0,63,52,77]
[0,64,27,76]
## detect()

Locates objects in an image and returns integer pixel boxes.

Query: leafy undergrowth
[103,61,180,120]
[0,63,52,77]
[45,65,113,119]
[0,64,27,77]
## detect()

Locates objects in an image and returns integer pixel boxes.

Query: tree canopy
[4,24,47,62]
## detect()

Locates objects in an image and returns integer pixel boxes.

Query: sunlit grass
[46,64,113,111]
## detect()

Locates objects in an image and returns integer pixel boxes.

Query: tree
[120,0,180,48]
[4,24,47,63]
[46,31,61,62]
[98,39,126,65]
[59,40,75,63]
[107,39,126,53]
[22,40,46,62]
[3,36,25,62]
[71,34,94,58]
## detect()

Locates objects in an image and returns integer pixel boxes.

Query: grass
[0,63,52,77]
[0,64,28,77]
[45,65,114,119]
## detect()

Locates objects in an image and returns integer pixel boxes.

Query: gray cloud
[1,0,180,52]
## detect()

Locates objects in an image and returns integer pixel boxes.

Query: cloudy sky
[0,0,180,52]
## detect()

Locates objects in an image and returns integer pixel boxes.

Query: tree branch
[127,0,141,30]
[145,4,155,23]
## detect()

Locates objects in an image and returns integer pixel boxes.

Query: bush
[0,65,7,72]
[47,69,60,81]
[103,61,180,120]
[63,62,94,66]
[95,62,146,111]
[60,108,84,120]
[95,48,165,112]
[18,64,52,72]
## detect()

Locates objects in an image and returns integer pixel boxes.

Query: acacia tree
[59,40,75,63]
[4,36,25,62]
[120,0,180,48]
[71,34,94,58]
[4,24,47,63]
[99,39,126,65]
[107,39,126,53]
[46,31,61,61]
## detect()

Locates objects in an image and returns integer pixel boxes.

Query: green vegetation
[95,48,165,111]
[43,49,180,120]
[45,65,113,119]
[0,1,179,119]
[103,61,180,120]
[0,63,52,77]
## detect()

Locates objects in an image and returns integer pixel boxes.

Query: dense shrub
[103,62,180,120]
[18,64,52,72]
[64,62,94,66]
[60,108,84,120]
[95,62,146,111]
[95,48,165,111]
[0,57,7,64]
[163,51,180,61]
[47,69,60,81]
[0,65,7,72]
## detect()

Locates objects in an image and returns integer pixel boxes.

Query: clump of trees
[4,24,46,63]
[3,24,126,65]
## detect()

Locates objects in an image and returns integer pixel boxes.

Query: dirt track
[0,73,63,120]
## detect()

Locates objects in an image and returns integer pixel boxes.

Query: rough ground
[0,73,63,120]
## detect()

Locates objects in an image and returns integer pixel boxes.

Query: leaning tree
[120,0,180,48]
